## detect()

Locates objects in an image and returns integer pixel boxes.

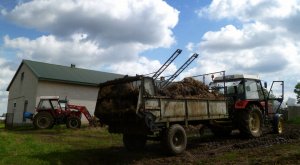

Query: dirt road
[128,124,300,165]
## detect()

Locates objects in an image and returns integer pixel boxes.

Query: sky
[0,0,300,114]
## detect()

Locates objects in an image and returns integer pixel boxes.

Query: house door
[23,100,28,122]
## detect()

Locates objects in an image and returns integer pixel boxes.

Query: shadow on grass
[30,143,167,165]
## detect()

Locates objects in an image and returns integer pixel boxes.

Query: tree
[294,83,300,103]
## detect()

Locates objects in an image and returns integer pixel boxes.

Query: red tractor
[32,96,96,129]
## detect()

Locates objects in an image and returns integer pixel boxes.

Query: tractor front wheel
[33,112,54,129]
[273,114,284,134]
[66,117,81,129]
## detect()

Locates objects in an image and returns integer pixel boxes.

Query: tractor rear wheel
[33,112,54,129]
[123,134,147,151]
[238,106,263,138]
[66,117,81,129]
[163,124,187,155]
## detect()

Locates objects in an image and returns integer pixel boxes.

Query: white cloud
[197,0,298,22]
[7,0,179,47]
[3,0,179,74]
[3,35,141,69]
[200,23,280,52]
[0,58,15,114]
[108,56,177,76]
[185,42,195,52]
[192,0,300,100]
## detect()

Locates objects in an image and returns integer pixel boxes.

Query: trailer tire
[66,117,81,129]
[238,106,263,138]
[123,134,147,151]
[164,124,187,155]
[33,112,54,129]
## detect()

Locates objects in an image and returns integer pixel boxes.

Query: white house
[6,60,123,127]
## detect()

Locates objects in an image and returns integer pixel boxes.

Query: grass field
[0,120,299,165]
[0,124,123,165]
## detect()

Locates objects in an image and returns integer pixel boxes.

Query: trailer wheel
[238,106,263,138]
[273,114,284,134]
[123,134,147,151]
[164,124,187,155]
[66,117,81,129]
[33,112,54,129]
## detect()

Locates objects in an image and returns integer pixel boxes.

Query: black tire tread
[164,124,187,155]
[66,117,81,129]
[237,105,263,138]
[33,112,54,129]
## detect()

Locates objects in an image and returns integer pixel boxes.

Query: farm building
[6,60,123,127]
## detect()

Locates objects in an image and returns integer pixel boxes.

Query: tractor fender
[235,100,264,110]
[234,100,249,109]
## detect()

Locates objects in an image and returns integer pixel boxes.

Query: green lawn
[0,124,123,165]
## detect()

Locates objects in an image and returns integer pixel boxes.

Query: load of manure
[159,77,223,99]
[95,77,223,117]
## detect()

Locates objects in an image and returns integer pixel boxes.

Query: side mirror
[264,82,267,88]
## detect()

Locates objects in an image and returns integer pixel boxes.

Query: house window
[21,72,24,81]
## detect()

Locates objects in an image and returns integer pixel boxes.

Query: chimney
[71,64,76,68]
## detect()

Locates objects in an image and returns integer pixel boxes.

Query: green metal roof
[7,60,124,91]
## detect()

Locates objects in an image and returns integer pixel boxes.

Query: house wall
[36,81,99,123]
[7,64,38,125]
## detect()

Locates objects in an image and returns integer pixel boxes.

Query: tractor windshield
[38,99,52,110]
[50,100,60,110]
[210,80,243,95]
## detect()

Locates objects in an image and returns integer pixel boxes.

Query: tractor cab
[58,99,68,111]
[212,74,265,100]
[211,74,284,115]
[36,96,70,119]
[37,96,62,111]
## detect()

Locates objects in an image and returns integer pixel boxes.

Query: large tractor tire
[123,134,147,151]
[66,117,81,129]
[238,106,263,138]
[33,112,54,129]
[163,124,187,155]
[273,114,284,134]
